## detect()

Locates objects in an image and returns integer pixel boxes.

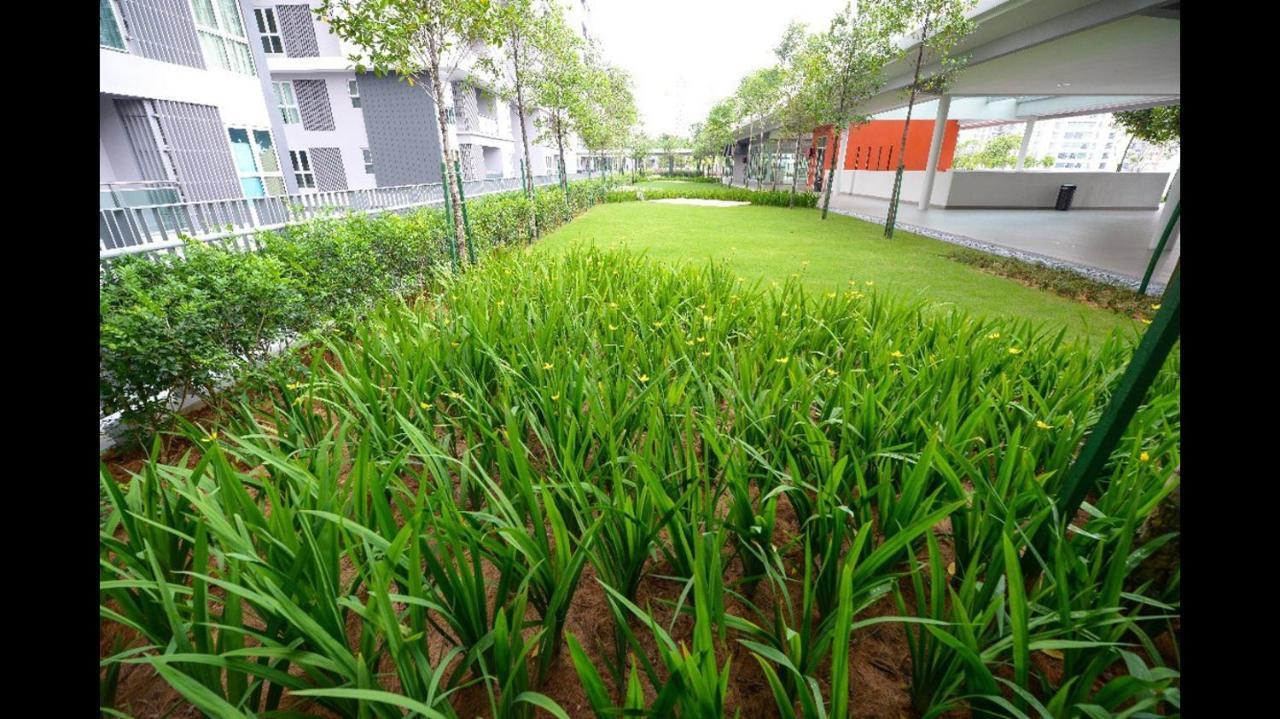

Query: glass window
[100,0,126,50]
[362,148,374,174]
[291,150,316,189]
[348,80,361,108]
[227,127,285,197]
[255,8,284,54]
[274,81,300,124]
[191,0,255,75]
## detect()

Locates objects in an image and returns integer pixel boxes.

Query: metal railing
[100,171,589,260]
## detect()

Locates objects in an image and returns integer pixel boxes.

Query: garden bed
[101,247,1180,717]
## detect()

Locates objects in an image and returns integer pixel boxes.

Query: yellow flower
[987,332,1001,340]
[704,315,714,322]
[496,299,505,306]
[419,401,430,410]
[609,301,619,309]
[1139,451,1150,462]
[700,351,711,357]
[205,431,219,442]
[1140,318,1152,325]
[653,320,664,328]
[790,273,799,279]
[1035,420,1053,430]
[890,350,904,359]
[826,367,838,376]
[1150,304,1161,310]
[608,323,618,330]
[776,356,789,364]
[848,279,857,286]
[780,311,788,318]
[826,292,837,299]
[543,362,554,370]
[551,393,560,401]
[737,276,745,283]
[445,391,464,400]
[686,340,695,346]
[1007,347,1023,355]
[286,382,302,390]
[698,303,706,310]
[450,341,460,348]
[865,280,874,286]
[638,374,649,382]
[801,260,810,267]
[696,336,705,343]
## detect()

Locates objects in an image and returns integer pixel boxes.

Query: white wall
[278,73,376,190]
[100,95,142,184]
[837,169,1168,209]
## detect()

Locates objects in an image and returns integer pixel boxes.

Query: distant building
[958,113,1179,172]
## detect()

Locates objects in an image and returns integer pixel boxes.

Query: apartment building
[959,113,1179,172]
[249,0,588,192]
[100,0,297,208]
[100,0,590,210]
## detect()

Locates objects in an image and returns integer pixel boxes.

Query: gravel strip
[828,207,1166,295]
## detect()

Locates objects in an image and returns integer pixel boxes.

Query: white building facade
[958,112,1179,173]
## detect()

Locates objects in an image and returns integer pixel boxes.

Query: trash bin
[1055,184,1077,211]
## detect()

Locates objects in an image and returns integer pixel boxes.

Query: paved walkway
[827,194,1178,292]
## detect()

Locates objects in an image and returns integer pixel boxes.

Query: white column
[918,94,951,210]
[1150,166,1180,250]
[1015,118,1037,170]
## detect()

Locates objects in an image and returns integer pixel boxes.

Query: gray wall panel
[114,99,173,182]
[118,0,205,68]
[311,147,347,191]
[294,79,335,131]
[152,100,242,201]
[358,73,443,187]
[277,4,319,57]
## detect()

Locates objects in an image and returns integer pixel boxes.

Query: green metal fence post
[1139,200,1180,294]
[1022,266,1180,579]
[441,161,459,271]
[454,159,475,265]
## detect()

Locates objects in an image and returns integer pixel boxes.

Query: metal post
[1022,267,1180,579]
[1015,118,1037,171]
[454,158,475,265]
[1139,200,1179,294]
[441,161,459,271]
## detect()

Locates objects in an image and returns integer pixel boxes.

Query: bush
[100,178,615,440]
[604,185,818,208]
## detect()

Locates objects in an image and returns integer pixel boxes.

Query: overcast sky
[588,0,850,137]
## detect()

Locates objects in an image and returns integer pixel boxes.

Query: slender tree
[697,97,738,185]
[625,131,651,182]
[881,0,976,238]
[1113,104,1180,172]
[480,0,548,240]
[772,22,824,206]
[806,1,898,219]
[531,3,589,207]
[655,133,684,175]
[319,0,496,263]
[734,68,782,190]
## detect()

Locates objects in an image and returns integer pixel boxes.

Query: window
[227,128,285,197]
[348,80,361,108]
[191,0,254,75]
[100,0,126,50]
[362,148,374,174]
[445,107,456,125]
[274,81,300,124]
[254,8,284,54]
[291,150,315,189]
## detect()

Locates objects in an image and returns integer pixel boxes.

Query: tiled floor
[828,194,1179,286]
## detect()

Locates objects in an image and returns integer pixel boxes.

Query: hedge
[100,179,615,440]
[604,186,819,208]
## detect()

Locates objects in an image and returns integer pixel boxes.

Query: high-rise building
[957,113,1179,172]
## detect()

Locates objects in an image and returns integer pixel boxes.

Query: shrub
[100,179,615,441]
[604,185,818,208]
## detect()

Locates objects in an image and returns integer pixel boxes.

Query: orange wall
[808,120,960,186]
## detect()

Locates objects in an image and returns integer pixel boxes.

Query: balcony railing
[100,171,589,260]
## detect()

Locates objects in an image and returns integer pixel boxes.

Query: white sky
[588,0,850,138]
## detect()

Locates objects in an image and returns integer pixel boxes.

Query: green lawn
[538,201,1140,344]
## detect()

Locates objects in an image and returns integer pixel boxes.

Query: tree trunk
[755,128,765,190]
[425,44,468,262]
[1116,135,1135,172]
[789,134,801,207]
[884,12,931,240]
[512,42,538,242]
[821,126,842,219]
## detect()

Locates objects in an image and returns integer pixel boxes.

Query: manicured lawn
[538,201,1141,343]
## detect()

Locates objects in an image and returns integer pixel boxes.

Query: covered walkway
[828,194,1177,291]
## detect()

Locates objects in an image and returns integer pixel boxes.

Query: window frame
[190,0,256,75]
[348,80,362,108]
[362,147,374,175]
[290,149,316,190]
[100,0,128,51]
[226,126,286,198]
[254,7,285,55]
[273,81,301,124]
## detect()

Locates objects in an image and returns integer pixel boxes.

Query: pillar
[1015,117,1037,170]
[918,94,951,210]
[1150,166,1180,250]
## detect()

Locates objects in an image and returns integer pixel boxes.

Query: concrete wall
[945,171,1169,209]
[836,169,1169,209]
[358,72,443,187]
